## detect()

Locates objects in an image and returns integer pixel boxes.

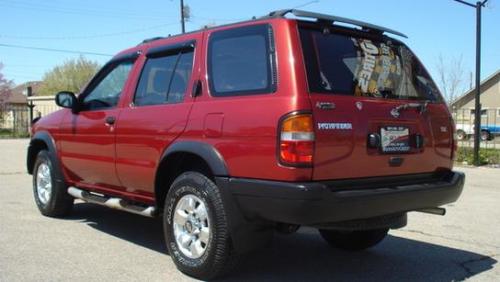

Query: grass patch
[0,128,13,136]
[456,147,500,165]
[0,128,29,138]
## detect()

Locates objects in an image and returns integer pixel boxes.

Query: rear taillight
[279,113,314,166]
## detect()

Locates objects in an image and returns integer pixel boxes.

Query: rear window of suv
[299,27,441,101]
[208,24,276,97]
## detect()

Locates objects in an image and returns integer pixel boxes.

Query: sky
[0,0,499,89]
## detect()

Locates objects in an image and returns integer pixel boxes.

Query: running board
[68,187,156,217]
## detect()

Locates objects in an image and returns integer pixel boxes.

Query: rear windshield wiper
[390,100,430,118]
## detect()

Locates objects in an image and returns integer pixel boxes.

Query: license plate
[381,126,410,153]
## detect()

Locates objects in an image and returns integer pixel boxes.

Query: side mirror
[55,91,79,113]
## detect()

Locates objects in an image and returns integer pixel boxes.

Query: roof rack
[140,36,166,45]
[267,9,408,38]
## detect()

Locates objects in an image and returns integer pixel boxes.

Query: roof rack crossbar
[267,9,408,38]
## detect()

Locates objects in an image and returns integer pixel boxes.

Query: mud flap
[215,177,273,254]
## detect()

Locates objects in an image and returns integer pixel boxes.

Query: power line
[0,43,113,57]
[0,22,178,40]
[2,64,47,68]
[4,71,44,77]
[0,0,168,21]
[1,70,41,79]
[189,1,320,25]
[292,0,320,9]
[1,0,161,16]
[190,15,246,22]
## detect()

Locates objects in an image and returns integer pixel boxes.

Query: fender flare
[27,131,65,184]
[160,141,229,176]
[159,142,271,253]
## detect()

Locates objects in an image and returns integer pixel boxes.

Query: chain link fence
[0,105,30,138]
[452,108,499,149]
[0,97,59,138]
[452,108,500,165]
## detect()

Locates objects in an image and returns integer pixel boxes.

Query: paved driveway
[0,139,498,281]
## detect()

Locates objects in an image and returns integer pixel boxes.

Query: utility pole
[453,0,488,166]
[27,85,34,123]
[180,0,185,33]
[473,1,482,166]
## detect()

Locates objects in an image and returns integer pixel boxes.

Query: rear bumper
[216,171,464,225]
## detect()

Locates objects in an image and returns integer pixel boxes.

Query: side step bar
[68,187,156,217]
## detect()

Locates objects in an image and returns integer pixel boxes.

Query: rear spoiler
[265,9,408,39]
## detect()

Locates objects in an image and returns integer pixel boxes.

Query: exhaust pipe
[68,187,155,217]
[276,223,301,234]
[415,207,446,216]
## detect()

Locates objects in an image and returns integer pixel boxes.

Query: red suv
[27,10,464,280]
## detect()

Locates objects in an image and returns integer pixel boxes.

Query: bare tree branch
[435,54,468,103]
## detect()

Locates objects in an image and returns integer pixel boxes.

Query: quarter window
[134,49,194,106]
[208,24,276,96]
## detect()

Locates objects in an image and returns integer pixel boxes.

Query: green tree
[0,63,13,123]
[38,56,101,96]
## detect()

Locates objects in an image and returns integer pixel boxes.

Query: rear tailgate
[298,25,453,180]
[311,96,453,180]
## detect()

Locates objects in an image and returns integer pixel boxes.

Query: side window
[134,49,194,106]
[208,24,276,97]
[82,61,134,110]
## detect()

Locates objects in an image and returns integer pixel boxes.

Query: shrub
[455,147,500,165]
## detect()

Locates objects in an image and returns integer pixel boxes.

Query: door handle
[105,116,116,125]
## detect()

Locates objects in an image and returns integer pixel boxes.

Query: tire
[163,171,240,280]
[319,228,389,251]
[32,150,73,217]
[456,130,467,141]
[480,130,491,141]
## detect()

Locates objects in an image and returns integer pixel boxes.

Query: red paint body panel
[183,19,313,181]
[31,17,454,205]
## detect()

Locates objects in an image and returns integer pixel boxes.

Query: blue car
[480,125,500,141]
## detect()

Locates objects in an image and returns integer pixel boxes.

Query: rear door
[114,34,201,199]
[298,26,453,180]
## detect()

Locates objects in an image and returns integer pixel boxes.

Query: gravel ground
[0,139,498,281]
